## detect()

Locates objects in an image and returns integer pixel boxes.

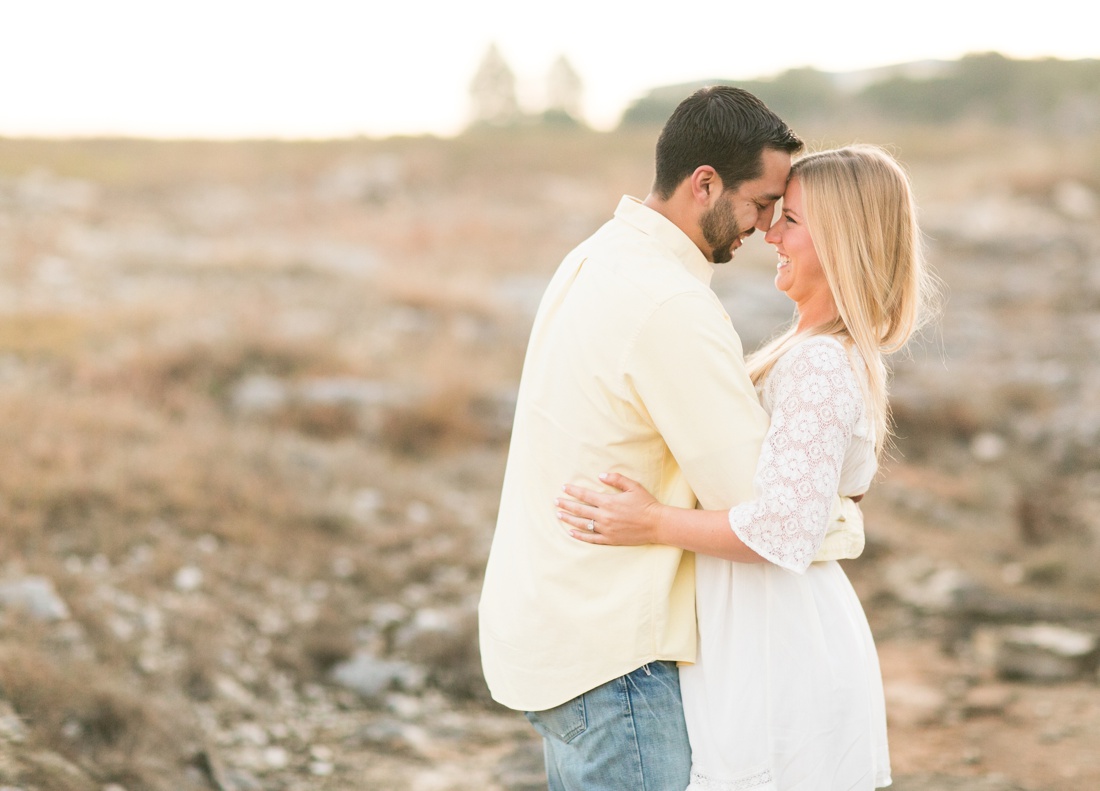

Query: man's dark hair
[652,86,803,199]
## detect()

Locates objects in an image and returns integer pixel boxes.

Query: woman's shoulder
[774,334,853,374]
[770,335,866,406]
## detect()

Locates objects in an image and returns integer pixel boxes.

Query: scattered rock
[174,566,204,592]
[0,702,26,744]
[884,557,977,614]
[994,623,1100,682]
[884,680,948,727]
[297,377,397,408]
[1053,179,1099,220]
[262,745,289,770]
[230,374,289,415]
[354,719,430,758]
[0,576,70,621]
[961,684,1017,718]
[329,652,425,700]
[349,488,384,523]
[970,432,1007,462]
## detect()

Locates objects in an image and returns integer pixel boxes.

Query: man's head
[649,86,803,263]
[653,86,803,200]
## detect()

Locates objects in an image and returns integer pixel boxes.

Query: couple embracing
[479,86,936,791]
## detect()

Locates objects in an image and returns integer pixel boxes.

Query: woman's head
[750,144,939,456]
[787,144,929,353]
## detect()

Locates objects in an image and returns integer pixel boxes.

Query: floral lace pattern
[688,767,774,789]
[728,336,867,573]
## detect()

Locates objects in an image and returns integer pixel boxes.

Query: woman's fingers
[561,483,602,506]
[555,496,596,519]
[556,508,590,528]
[568,529,607,544]
[562,474,645,503]
[598,472,637,492]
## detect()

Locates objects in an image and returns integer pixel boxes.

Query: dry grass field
[0,122,1098,790]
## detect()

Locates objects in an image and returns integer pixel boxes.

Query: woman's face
[764,177,829,311]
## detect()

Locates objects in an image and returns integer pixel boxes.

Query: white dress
[681,336,891,790]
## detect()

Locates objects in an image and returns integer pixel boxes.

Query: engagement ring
[586,520,596,532]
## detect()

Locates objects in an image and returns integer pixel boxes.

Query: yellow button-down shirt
[479,196,776,712]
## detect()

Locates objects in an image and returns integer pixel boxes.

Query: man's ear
[689,165,722,207]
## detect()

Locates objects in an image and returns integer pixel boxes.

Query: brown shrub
[0,646,189,785]
[274,401,360,440]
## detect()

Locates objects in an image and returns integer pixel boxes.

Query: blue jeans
[525,661,690,791]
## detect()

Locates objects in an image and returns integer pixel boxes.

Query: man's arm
[625,291,768,512]
[623,292,861,563]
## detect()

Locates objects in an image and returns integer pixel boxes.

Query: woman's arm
[557,338,866,570]
[556,472,766,563]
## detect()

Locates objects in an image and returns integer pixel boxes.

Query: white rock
[997,623,1100,682]
[1053,179,1098,220]
[298,376,392,406]
[173,566,203,592]
[196,534,220,554]
[330,651,424,698]
[230,374,288,415]
[309,745,334,762]
[235,722,269,747]
[970,432,1007,462]
[0,576,70,621]
[884,558,975,612]
[350,489,383,523]
[884,680,948,726]
[263,746,289,769]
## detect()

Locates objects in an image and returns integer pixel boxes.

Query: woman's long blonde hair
[745,144,938,457]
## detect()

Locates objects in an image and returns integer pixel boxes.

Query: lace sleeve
[729,338,865,573]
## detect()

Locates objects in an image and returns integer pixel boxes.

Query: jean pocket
[525,695,587,744]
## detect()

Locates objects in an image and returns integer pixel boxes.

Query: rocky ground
[0,126,1097,790]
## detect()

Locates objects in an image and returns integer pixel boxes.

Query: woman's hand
[556,472,666,546]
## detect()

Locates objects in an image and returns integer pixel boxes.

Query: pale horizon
[3,0,1096,141]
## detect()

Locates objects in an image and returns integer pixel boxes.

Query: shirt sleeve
[623,291,769,511]
[728,338,865,573]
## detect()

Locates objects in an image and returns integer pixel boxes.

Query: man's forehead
[735,181,784,203]
[737,150,791,201]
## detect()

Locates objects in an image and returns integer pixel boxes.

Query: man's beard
[700,194,744,264]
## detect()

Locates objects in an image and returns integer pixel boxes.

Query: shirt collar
[613,195,713,287]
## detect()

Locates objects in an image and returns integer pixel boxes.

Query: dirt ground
[0,125,1098,790]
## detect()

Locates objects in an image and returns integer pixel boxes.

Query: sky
[2,0,1096,139]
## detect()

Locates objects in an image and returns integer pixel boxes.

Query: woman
[556,145,937,790]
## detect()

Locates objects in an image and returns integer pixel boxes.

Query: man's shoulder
[578,222,712,300]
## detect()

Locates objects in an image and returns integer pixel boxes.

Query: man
[479,86,850,791]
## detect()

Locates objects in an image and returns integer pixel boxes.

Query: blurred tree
[619,80,716,127]
[544,55,585,126]
[763,68,841,119]
[618,55,1100,134]
[617,71,840,129]
[857,74,969,122]
[469,43,520,127]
